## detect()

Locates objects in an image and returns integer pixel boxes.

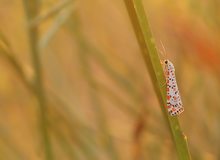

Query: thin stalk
[30,0,73,27]
[0,48,34,93]
[39,5,74,50]
[124,0,191,160]
[22,1,53,160]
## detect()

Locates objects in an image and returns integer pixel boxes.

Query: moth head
[163,59,171,65]
[163,59,175,71]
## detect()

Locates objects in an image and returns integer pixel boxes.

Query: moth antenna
[160,40,167,59]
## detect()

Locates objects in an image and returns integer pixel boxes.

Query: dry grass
[0,0,220,159]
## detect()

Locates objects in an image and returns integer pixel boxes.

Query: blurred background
[0,0,220,159]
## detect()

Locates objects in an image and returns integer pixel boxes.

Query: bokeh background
[0,0,220,159]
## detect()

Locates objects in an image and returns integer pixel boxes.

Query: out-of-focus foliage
[0,0,219,159]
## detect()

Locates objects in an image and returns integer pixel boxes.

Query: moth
[163,60,184,116]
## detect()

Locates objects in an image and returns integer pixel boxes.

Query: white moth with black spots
[164,60,184,116]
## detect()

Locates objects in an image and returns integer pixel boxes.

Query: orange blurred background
[0,0,220,159]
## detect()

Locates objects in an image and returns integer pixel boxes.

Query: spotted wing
[165,61,184,116]
[166,79,184,116]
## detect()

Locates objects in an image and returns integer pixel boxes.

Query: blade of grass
[22,1,53,160]
[39,5,75,51]
[30,0,74,27]
[124,0,191,160]
[0,39,34,93]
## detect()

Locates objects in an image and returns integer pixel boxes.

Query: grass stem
[124,0,191,159]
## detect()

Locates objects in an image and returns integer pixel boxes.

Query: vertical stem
[124,0,191,160]
[23,1,53,160]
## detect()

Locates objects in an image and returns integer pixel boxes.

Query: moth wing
[168,90,184,116]
[164,60,184,116]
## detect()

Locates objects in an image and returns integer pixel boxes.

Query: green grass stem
[124,0,191,160]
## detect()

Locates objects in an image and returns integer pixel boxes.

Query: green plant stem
[124,0,191,160]
[23,1,53,160]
